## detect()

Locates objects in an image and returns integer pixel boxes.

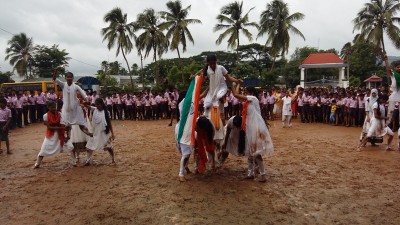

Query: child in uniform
[0,99,12,154]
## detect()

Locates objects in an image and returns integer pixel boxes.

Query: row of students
[102,93,178,123]
[295,89,373,127]
[1,89,58,129]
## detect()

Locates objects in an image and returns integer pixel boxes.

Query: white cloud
[0,0,399,77]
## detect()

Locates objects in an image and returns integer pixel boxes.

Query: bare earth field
[1,119,400,225]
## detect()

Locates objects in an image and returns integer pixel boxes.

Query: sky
[0,0,399,81]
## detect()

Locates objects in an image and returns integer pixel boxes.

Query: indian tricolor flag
[178,74,204,145]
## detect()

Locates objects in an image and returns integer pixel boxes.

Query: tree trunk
[236,30,240,63]
[381,37,392,77]
[153,44,158,86]
[177,47,184,86]
[121,46,134,90]
[177,47,181,59]
[140,52,144,91]
[270,54,277,71]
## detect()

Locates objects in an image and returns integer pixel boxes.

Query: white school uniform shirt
[282,96,292,116]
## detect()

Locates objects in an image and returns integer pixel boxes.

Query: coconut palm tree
[134,8,169,85]
[340,42,353,81]
[101,7,135,88]
[5,33,35,79]
[353,0,400,76]
[214,1,258,61]
[160,0,202,59]
[258,0,305,70]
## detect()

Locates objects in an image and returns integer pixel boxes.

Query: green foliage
[348,41,381,81]
[96,71,118,87]
[34,44,70,78]
[159,0,201,57]
[232,63,259,79]
[5,33,35,78]
[238,43,272,77]
[258,0,305,65]
[0,71,15,84]
[101,7,135,88]
[349,76,361,87]
[214,0,258,59]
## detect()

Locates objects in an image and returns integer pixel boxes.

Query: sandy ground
[1,119,400,225]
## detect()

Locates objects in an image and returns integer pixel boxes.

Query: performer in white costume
[85,98,115,165]
[34,101,74,168]
[222,84,273,182]
[53,72,92,138]
[200,55,242,161]
[360,89,378,142]
[359,94,395,150]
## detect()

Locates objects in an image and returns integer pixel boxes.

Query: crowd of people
[1,55,399,184]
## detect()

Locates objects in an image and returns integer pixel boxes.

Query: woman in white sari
[226,83,273,182]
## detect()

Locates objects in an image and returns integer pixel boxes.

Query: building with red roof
[299,53,348,88]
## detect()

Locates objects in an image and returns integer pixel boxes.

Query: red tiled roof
[364,75,383,82]
[301,53,344,65]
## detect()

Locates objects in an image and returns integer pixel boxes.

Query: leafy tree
[191,51,237,72]
[5,33,35,79]
[101,7,135,88]
[34,44,70,78]
[0,71,15,84]
[258,0,305,70]
[347,41,381,81]
[231,63,259,79]
[353,0,400,76]
[349,75,361,87]
[96,70,118,87]
[238,43,272,77]
[214,1,258,61]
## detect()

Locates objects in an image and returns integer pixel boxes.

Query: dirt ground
[1,119,400,225]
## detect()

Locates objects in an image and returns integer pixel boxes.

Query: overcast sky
[0,0,399,81]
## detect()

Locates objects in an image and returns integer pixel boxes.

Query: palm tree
[101,7,135,88]
[214,1,258,61]
[160,0,202,59]
[353,0,400,76]
[5,33,35,79]
[340,42,353,81]
[134,9,169,85]
[258,0,305,70]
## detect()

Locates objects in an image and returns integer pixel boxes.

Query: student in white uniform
[84,98,115,165]
[281,91,294,128]
[34,101,74,168]
[359,94,395,150]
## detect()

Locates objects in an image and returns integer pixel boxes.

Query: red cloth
[46,111,65,147]
[241,101,249,131]
[196,130,215,174]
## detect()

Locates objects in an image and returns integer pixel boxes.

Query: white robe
[282,96,293,116]
[56,80,87,126]
[203,65,227,142]
[244,96,274,156]
[38,113,74,157]
[86,107,112,151]
[225,116,241,156]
